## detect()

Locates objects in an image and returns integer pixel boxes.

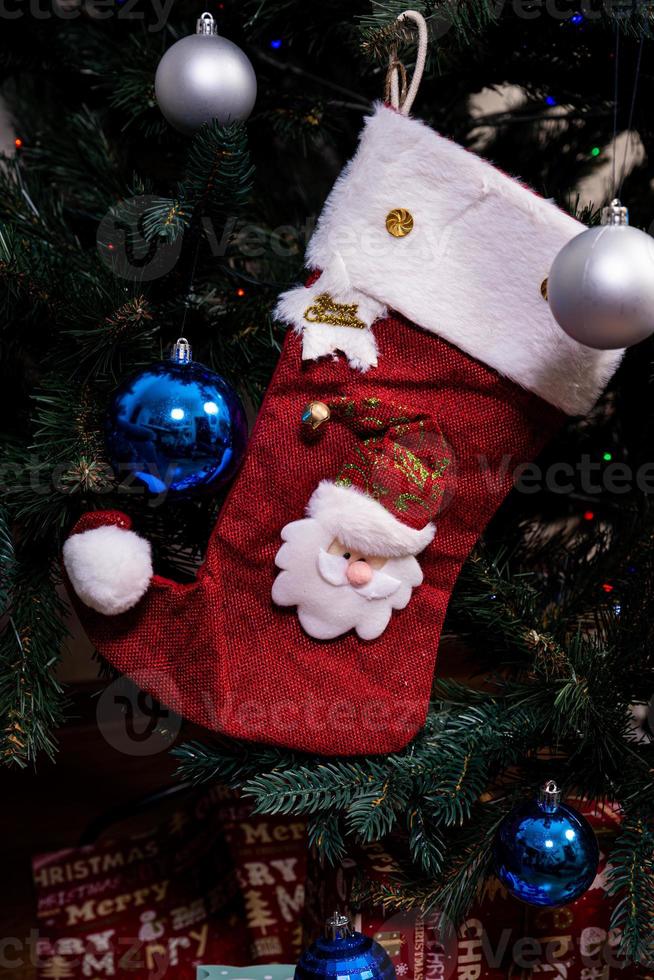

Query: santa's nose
[346,560,373,587]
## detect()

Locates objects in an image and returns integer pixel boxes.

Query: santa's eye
[343,552,351,560]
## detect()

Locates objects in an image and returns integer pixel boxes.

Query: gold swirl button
[386,208,414,238]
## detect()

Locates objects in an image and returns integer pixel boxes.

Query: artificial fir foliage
[2,0,654,967]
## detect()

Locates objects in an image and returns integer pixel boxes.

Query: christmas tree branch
[0,557,68,767]
[606,813,654,967]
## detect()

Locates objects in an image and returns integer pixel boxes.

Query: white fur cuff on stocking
[275,103,623,416]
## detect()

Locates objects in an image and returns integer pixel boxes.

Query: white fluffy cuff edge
[275,103,624,415]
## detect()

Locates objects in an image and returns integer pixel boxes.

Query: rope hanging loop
[386,9,429,116]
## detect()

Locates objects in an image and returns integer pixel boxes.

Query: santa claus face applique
[272,525,424,642]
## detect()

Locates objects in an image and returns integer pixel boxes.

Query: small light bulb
[170,408,185,421]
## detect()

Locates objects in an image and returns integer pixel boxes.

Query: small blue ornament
[494,781,599,908]
[106,338,248,496]
[295,913,396,980]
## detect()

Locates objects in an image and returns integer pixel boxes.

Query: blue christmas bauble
[494,781,600,908]
[106,338,248,496]
[295,913,396,980]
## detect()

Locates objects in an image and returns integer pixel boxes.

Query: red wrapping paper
[33,788,648,979]
[32,788,306,979]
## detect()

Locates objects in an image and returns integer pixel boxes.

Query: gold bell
[302,401,331,430]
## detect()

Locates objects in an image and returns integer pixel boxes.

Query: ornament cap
[539,779,562,813]
[601,199,629,226]
[171,337,193,365]
[196,11,219,35]
[324,911,352,941]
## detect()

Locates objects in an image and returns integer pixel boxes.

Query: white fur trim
[275,257,384,371]
[286,103,623,415]
[63,525,152,616]
[306,480,435,558]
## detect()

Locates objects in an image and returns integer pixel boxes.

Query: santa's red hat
[301,395,452,558]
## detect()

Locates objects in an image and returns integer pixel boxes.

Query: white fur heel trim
[64,525,153,615]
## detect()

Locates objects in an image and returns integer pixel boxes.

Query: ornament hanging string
[180,232,203,336]
[611,19,620,199]
[610,22,646,201]
[385,10,428,116]
[618,34,645,199]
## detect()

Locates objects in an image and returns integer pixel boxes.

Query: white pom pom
[63,525,153,615]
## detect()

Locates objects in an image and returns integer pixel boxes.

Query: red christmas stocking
[64,103,623,756]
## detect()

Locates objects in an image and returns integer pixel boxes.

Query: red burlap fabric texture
[68,311,564,755]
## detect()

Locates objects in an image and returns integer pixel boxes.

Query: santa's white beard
[272,517,423,641]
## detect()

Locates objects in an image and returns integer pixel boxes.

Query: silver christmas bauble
[155,12,257,135]
[548,200,654,350]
